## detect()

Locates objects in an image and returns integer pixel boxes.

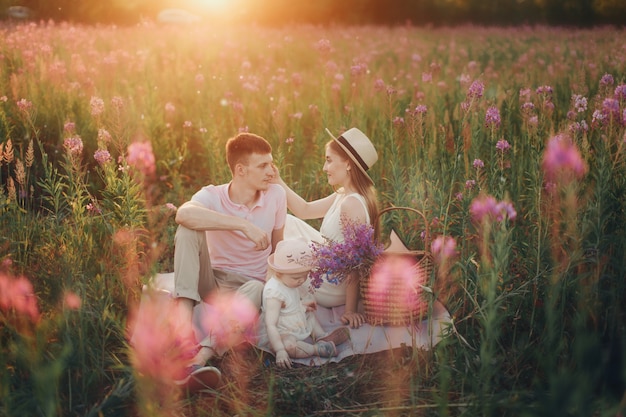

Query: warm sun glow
[192,0,234,14]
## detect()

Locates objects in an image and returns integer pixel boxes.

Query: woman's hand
[341,311,365,329]
[275,350,292,369]
[269,163,282,184]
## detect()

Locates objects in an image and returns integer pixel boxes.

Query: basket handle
[375,206,430,247]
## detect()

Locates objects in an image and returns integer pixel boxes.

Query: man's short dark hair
[225,133,272,173]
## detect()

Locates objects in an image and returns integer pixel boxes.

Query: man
[173,132,286,391]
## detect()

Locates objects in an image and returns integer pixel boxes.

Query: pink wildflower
[128,291,197,383]
[485,106,501,128]
[536,85,553,96]
[541,134,587,184]
[413,104,428,115]
[473,159,484,169]
[496,139,511,153]
[470,194,516,224]
[64,121,76,133]
[431,236,458,265]
[0,273,40,322]
[467,80,484,99]
[16,98,33,113]
[64,136,83,156]
[519,88,531,102]
[94,149,112,165]
[126,141,156,178]
[600,73,614,88]
[198,292,259,351]
[63,291,82,310]
[602,98,620,122]
[90,96,105,117]
[573,94,588,113]
[366,255,428,312]
[164,102,176,113]
[97,128,112,144]
[614,84,626,101]
[315,39,332,55]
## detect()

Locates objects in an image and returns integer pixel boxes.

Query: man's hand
[275,350,292,368]
[242,221,270,251]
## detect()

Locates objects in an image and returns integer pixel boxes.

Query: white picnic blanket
[145,272,451,366]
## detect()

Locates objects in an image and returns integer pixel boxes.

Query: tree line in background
[2,0,626,26]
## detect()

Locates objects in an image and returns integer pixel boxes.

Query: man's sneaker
[317,327,351,346]
[175,364,221,393]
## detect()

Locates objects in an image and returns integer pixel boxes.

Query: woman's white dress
[284,192,370,308]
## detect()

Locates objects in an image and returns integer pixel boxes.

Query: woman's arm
[271,165,335,219]
[339,195,369,328]
[341,273,366,328]
[264,298,292,368]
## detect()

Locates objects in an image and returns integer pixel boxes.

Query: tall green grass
[0,21,624,416]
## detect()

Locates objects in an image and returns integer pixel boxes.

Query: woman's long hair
[326,140,380,240]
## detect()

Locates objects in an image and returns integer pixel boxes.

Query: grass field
[1,21,625,416]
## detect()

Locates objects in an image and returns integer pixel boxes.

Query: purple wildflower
[573,94,588,113]
[614,84,626,101]
[602,98,620,122]
[414,104,428,115]
[431,235,458,265]
[309,216,383,289]
[465,179,476,190]
[469,194,516,224]
[467,80,484,99]
[64,136,83,156]
[485,106,501,128]
[600,73,614,87]
[536,85,553,96]
[473,159,484,169]
[94,149,112,165]
[496,139,511,153]
[521,102,535,114]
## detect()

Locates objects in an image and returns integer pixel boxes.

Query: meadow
[0,19,625,416]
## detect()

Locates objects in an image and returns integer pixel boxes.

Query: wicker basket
[361,206,434,326]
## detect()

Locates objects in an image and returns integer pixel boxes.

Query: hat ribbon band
[337,135,369,172]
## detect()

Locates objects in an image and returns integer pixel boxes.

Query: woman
[272,127,379,328]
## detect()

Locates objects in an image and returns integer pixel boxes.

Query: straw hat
[325,127,378,184]
[267,238,314,274]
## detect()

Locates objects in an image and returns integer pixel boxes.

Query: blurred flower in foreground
[127,140,156,178]
[63,291,82,310]
[541,134,586,185]
[198,292,259,351]
[431,235,458,266]
[470,194,517,225]
[0,273,40,323]
[128,290,197,383]
[366,254,429,313]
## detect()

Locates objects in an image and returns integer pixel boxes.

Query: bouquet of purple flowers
[309,216,384,289]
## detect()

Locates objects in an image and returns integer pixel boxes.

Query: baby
[258,238,350,368]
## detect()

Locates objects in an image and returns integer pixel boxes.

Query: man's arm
[176,200,270,250]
